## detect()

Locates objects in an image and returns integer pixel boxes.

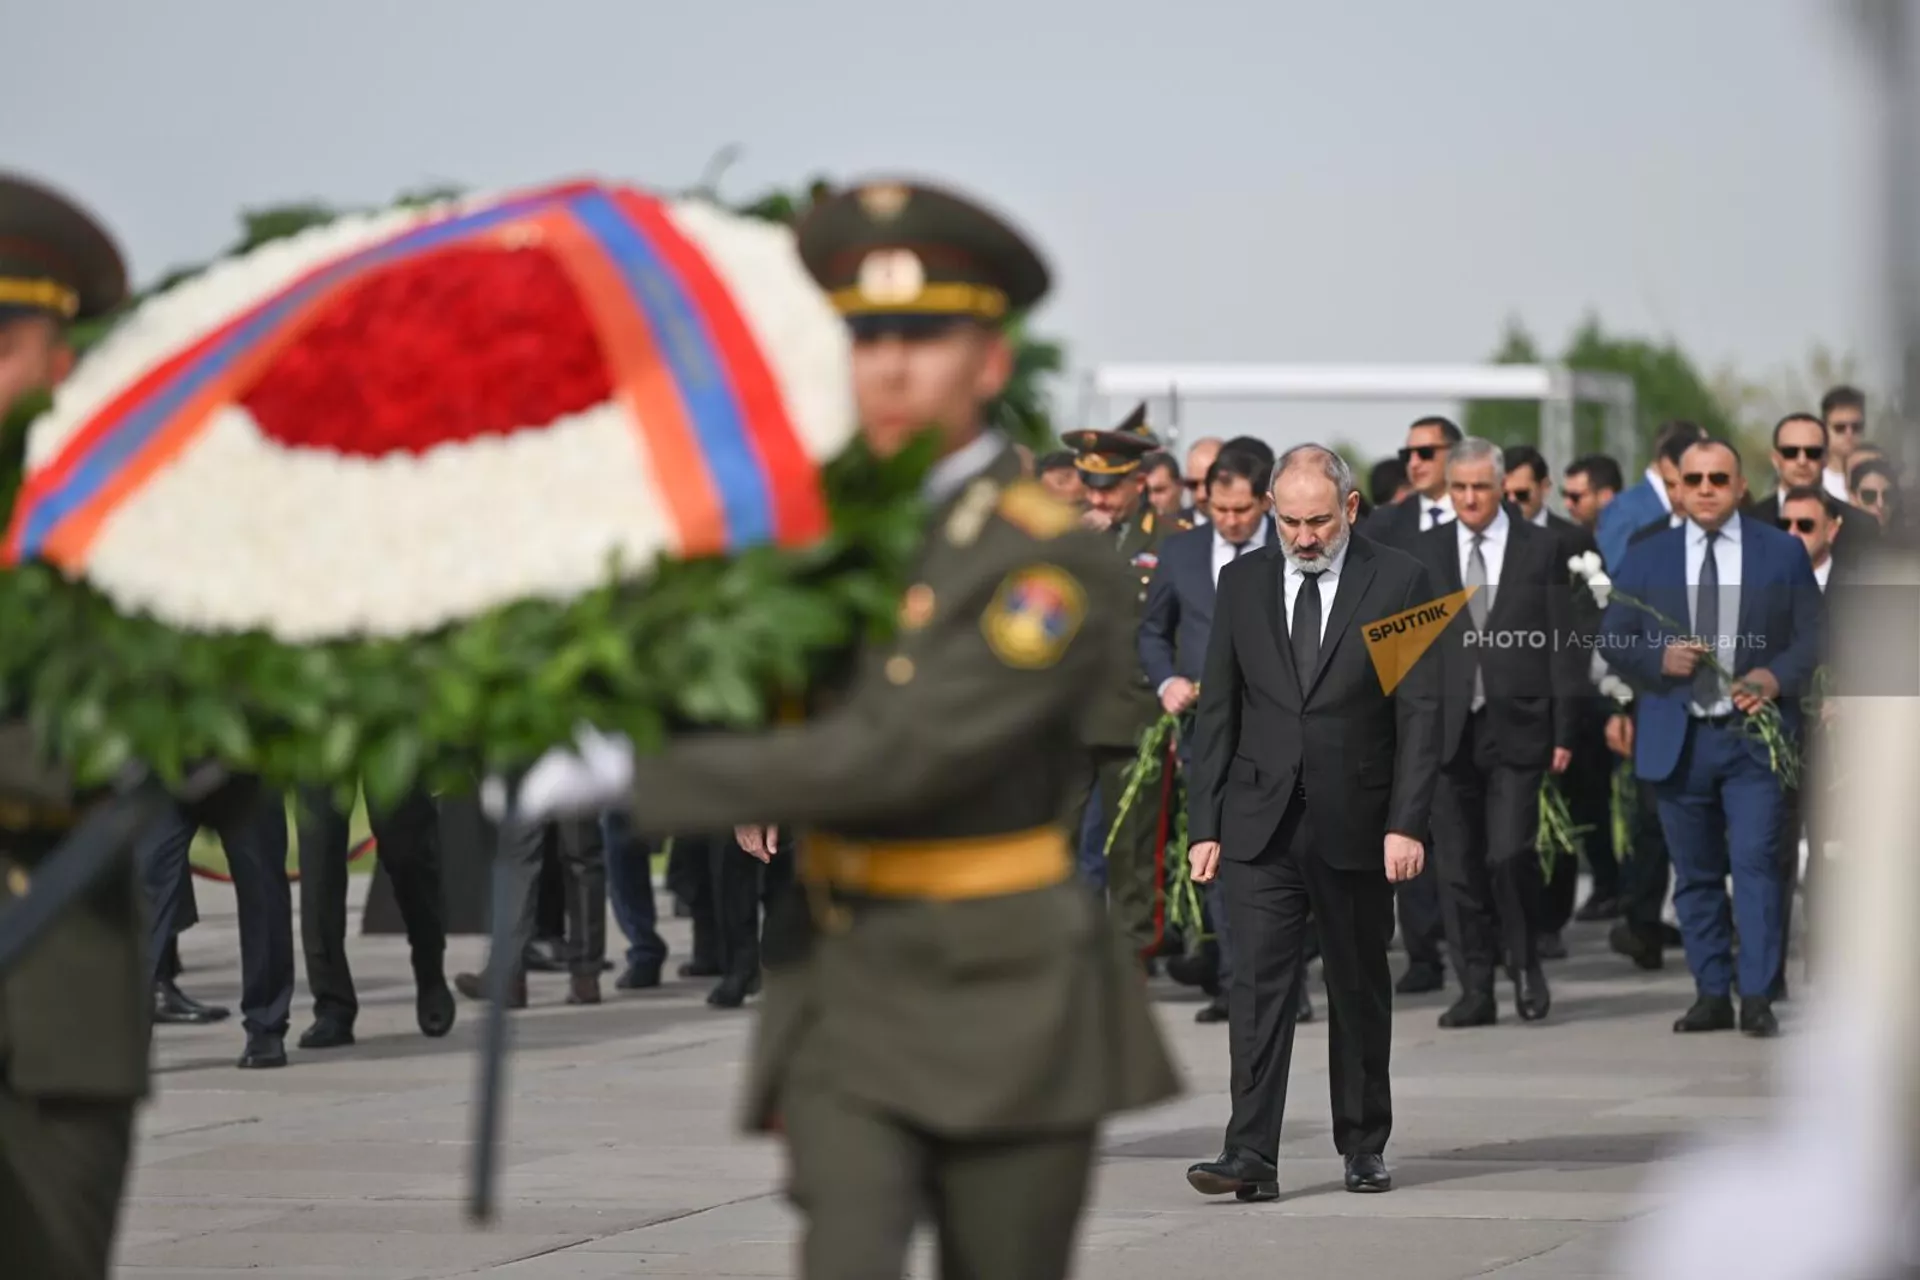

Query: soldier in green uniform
[1063,406,1186,964]
[0,174,147,1280]
[507,178,1180,1280]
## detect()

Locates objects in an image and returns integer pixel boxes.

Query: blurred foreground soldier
[507,178,1179,1279]
[1064,405,1183,964]
[0,174,144,1280]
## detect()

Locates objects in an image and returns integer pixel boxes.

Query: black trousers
[1393,859,1445,971]
[1568,705,1619,899]
[1433,713,1545,989]
[685,831,796,980]
[668,836,721,971]
[295,784,446,1025]
[488,818,607,978]
[138,775,294,1040]
[1221,796,1395,1163]
[1620,769,1672,930]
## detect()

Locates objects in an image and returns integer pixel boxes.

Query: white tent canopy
[1083,362,1640,474]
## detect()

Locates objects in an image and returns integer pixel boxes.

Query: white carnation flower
[1599,673,1634,706]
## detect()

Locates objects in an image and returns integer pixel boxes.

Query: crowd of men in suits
[1082,395,1892,1199]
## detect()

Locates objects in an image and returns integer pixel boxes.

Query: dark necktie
[1292,568,1323,693]
[1694,529,1722,709]
[1465,533,1490,711]
[1232,541,1248,559]
[1428,505,1445,529]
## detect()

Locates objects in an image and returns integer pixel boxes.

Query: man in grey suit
[1140,446,1277,1023]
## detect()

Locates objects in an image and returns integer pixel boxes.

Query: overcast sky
[3,0,1889,457]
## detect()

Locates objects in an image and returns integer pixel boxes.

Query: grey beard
[1280,523,1349,573]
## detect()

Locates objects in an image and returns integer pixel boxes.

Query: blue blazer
[1595,476,1668,569]
[1138,520,1275,690]
[1599,518,1823,783]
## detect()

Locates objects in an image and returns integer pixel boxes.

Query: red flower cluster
[243,246,614,456]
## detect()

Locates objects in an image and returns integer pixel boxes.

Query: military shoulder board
[995,480,1078,539]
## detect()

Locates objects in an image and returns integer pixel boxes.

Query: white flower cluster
[1597,671,1634,706]
[27,188,857,643]
[1568,550,1613,607]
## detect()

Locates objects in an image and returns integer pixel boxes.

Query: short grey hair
[1272,443,1357,502]
[1447,436,1506,483]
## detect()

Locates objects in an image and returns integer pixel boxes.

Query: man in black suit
[1140,446,1277,1023]
[1742,413,1879,569]
[1419,440,1581,1026]
[1184,444,1441,1202]
[1502,445,1613,945]
[1356,416,1460,995]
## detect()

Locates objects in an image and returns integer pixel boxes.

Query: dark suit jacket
[1412,518,1582,767]
[1137,519,1278,690]
[1188,534,1443,869]
[1357,492,1437,554]
[1597,477,1668,568]
[1600,518,1823,783]
[1743,488,1880,568]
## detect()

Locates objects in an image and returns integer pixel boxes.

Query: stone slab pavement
[118,877,1790,1277]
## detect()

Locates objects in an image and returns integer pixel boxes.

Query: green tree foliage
[1463,313,1739,465]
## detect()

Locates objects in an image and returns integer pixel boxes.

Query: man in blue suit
[1600,437,1822,1038]
[1140,446,1276,1023]
[1595,419,1705,569]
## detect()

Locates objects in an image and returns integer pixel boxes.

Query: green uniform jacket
[0,723,149,1100]
[1079,508,1181,749]
[625,443,1180,1136]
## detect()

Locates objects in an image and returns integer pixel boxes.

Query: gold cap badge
[857,182,913,221]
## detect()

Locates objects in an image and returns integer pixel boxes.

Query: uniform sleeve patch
[981,564,1087,669]
[995,480,1079,539]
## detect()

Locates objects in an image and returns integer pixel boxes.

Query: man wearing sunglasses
[1354,418,1462,997]
[1741,413,1877,568]
[1183,436,1224,525]
[1600,439,1822,1039]
[1819,385,1867,503]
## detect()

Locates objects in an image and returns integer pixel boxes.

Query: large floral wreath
[0,182,928,805]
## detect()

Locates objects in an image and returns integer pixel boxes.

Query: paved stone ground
[119,879,1789,1278]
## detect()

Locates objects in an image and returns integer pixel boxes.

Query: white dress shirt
[1530,507,1550,528]
[1647,466,1674,515]
[1282,539,1349,645]
[1418,493,1456,531]
[1685,513,1743,717]
[1211,523,1268,587]
[1813,557,1833,592]
[1822,466,1850,502]
[1456,507,1511,590]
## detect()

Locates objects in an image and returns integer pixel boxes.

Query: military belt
[802,826,1072,901]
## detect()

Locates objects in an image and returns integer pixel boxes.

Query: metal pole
[467,819,524,1224]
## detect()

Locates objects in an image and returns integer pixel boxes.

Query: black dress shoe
[1186,1148,1279,1201]
[1343,1153,1392,1192]
[707,973,754,1008]
[153,980,230,1025]
[678,960,722,979]
[567,972,602,1006]
[1438,990,1497,1028]
[1516,964,1551,1022]
[416,973,456,1038]
[1739,996,1780,1038]
[1661,923,1685,948]
[1574,894,1622,922]
[1767,975,1789,1003]
[521,941,565,974]
[1535,931,1568,961]
[296,1017,355,1050]
[1164,950,1219,995]
[1395,962,1446,995]
[616,960,664,990]
[236,1036,287,1069]
[455,971,527,1008]
[1673,994,1736,1034]
[1195,996,1229,1024]
[1296,989,1314,1023]
[1609,921,1664,971]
